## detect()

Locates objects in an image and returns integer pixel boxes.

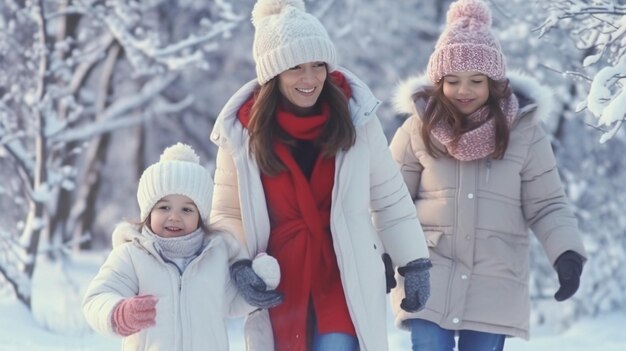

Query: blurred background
[0,0,625,348]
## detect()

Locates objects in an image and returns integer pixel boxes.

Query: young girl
[389,1,587,350]
[82,143,282,351]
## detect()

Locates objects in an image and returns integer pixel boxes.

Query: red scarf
[237,72,355,351]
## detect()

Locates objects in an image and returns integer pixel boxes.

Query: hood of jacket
[111,222,145,249]
[210,67,381,152]
[392,70,556,125]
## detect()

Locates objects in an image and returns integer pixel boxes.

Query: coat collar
[392,71,556,125]
[110,221,239,259]
[210,67,381,152]
[111,222,145,248]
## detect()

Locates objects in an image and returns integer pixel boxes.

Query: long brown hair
[418,78,513,159]
[247,70,356,176]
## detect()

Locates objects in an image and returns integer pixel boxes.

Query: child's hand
[252,252,281,290]
[398,258,432,312]
[554,251,583,301]
[112,295,158,336]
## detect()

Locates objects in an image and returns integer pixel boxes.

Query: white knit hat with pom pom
[137,143,214,223]
[252,0,337,85]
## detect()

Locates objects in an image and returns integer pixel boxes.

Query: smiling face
[442,71,490,115]
[149,194,200,238]
[277,61,327,115]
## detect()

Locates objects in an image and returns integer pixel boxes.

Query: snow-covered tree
[0,0,240,308]
[495,0,626,331]
[534,0,626,143]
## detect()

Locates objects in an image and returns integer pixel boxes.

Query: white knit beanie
[252,0,337,85]
[137,143,213,223]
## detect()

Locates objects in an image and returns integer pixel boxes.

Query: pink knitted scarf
[431,94,519,161]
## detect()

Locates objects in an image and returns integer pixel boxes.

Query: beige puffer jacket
[388,72,587,339]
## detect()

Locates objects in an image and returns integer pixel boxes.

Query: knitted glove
[398,258,432,312]
[252,253,281,290]
[112,295,158,336]
[231,259,284,309]
[382,253,397,293]
[554,250,584,302]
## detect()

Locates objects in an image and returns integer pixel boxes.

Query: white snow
[1,295,625,350]
[0,251,623,350]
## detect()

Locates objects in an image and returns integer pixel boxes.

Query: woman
[389,1,587,350]
[209,1,431,350]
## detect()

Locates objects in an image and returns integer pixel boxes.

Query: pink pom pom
[447,0,492,26]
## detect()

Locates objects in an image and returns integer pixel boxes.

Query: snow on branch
[67,34,116,94]
[99,73,178,120]
[50,99,192,144]
[142,22,237,58]
[93,1,237,72]
[0,123,34,183]
[1,0,243,311]
[51,73,193,143]
[537,0,626,142]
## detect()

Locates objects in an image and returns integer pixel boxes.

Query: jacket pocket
[424,230,443,248]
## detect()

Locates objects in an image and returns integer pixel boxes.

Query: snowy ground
[1,296,625,350]
[0,252,624,350]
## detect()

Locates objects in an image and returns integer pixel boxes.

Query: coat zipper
[364,100,380,116]
[485,159,492,184]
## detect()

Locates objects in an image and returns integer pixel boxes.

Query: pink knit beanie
[427,0,506,83]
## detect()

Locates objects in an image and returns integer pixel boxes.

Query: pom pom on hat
[159,143,200,163]
[137,143,214,223]
[252,0,305,25]
[447,0,491,25]
[427,0,506,83]
[251,0,337,85]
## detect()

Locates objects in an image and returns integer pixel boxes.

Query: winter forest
[1,0,626,349]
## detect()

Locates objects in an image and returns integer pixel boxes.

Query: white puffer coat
[389,72,587,339]
[209,68,429,350]
[82,223,253,351]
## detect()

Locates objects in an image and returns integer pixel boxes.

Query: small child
[82,143,282,351]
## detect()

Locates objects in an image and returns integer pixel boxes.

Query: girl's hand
[112,295,158,336]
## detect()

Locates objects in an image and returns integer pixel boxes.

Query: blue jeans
[408,319,505,351]
[312,326,359,351]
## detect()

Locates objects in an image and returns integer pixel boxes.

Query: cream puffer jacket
[209,67,429,351]
[389,72,587,339]
[82,223,254,351]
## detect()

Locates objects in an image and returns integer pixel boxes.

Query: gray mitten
[398,258,432,312]
[230,259,283,309]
